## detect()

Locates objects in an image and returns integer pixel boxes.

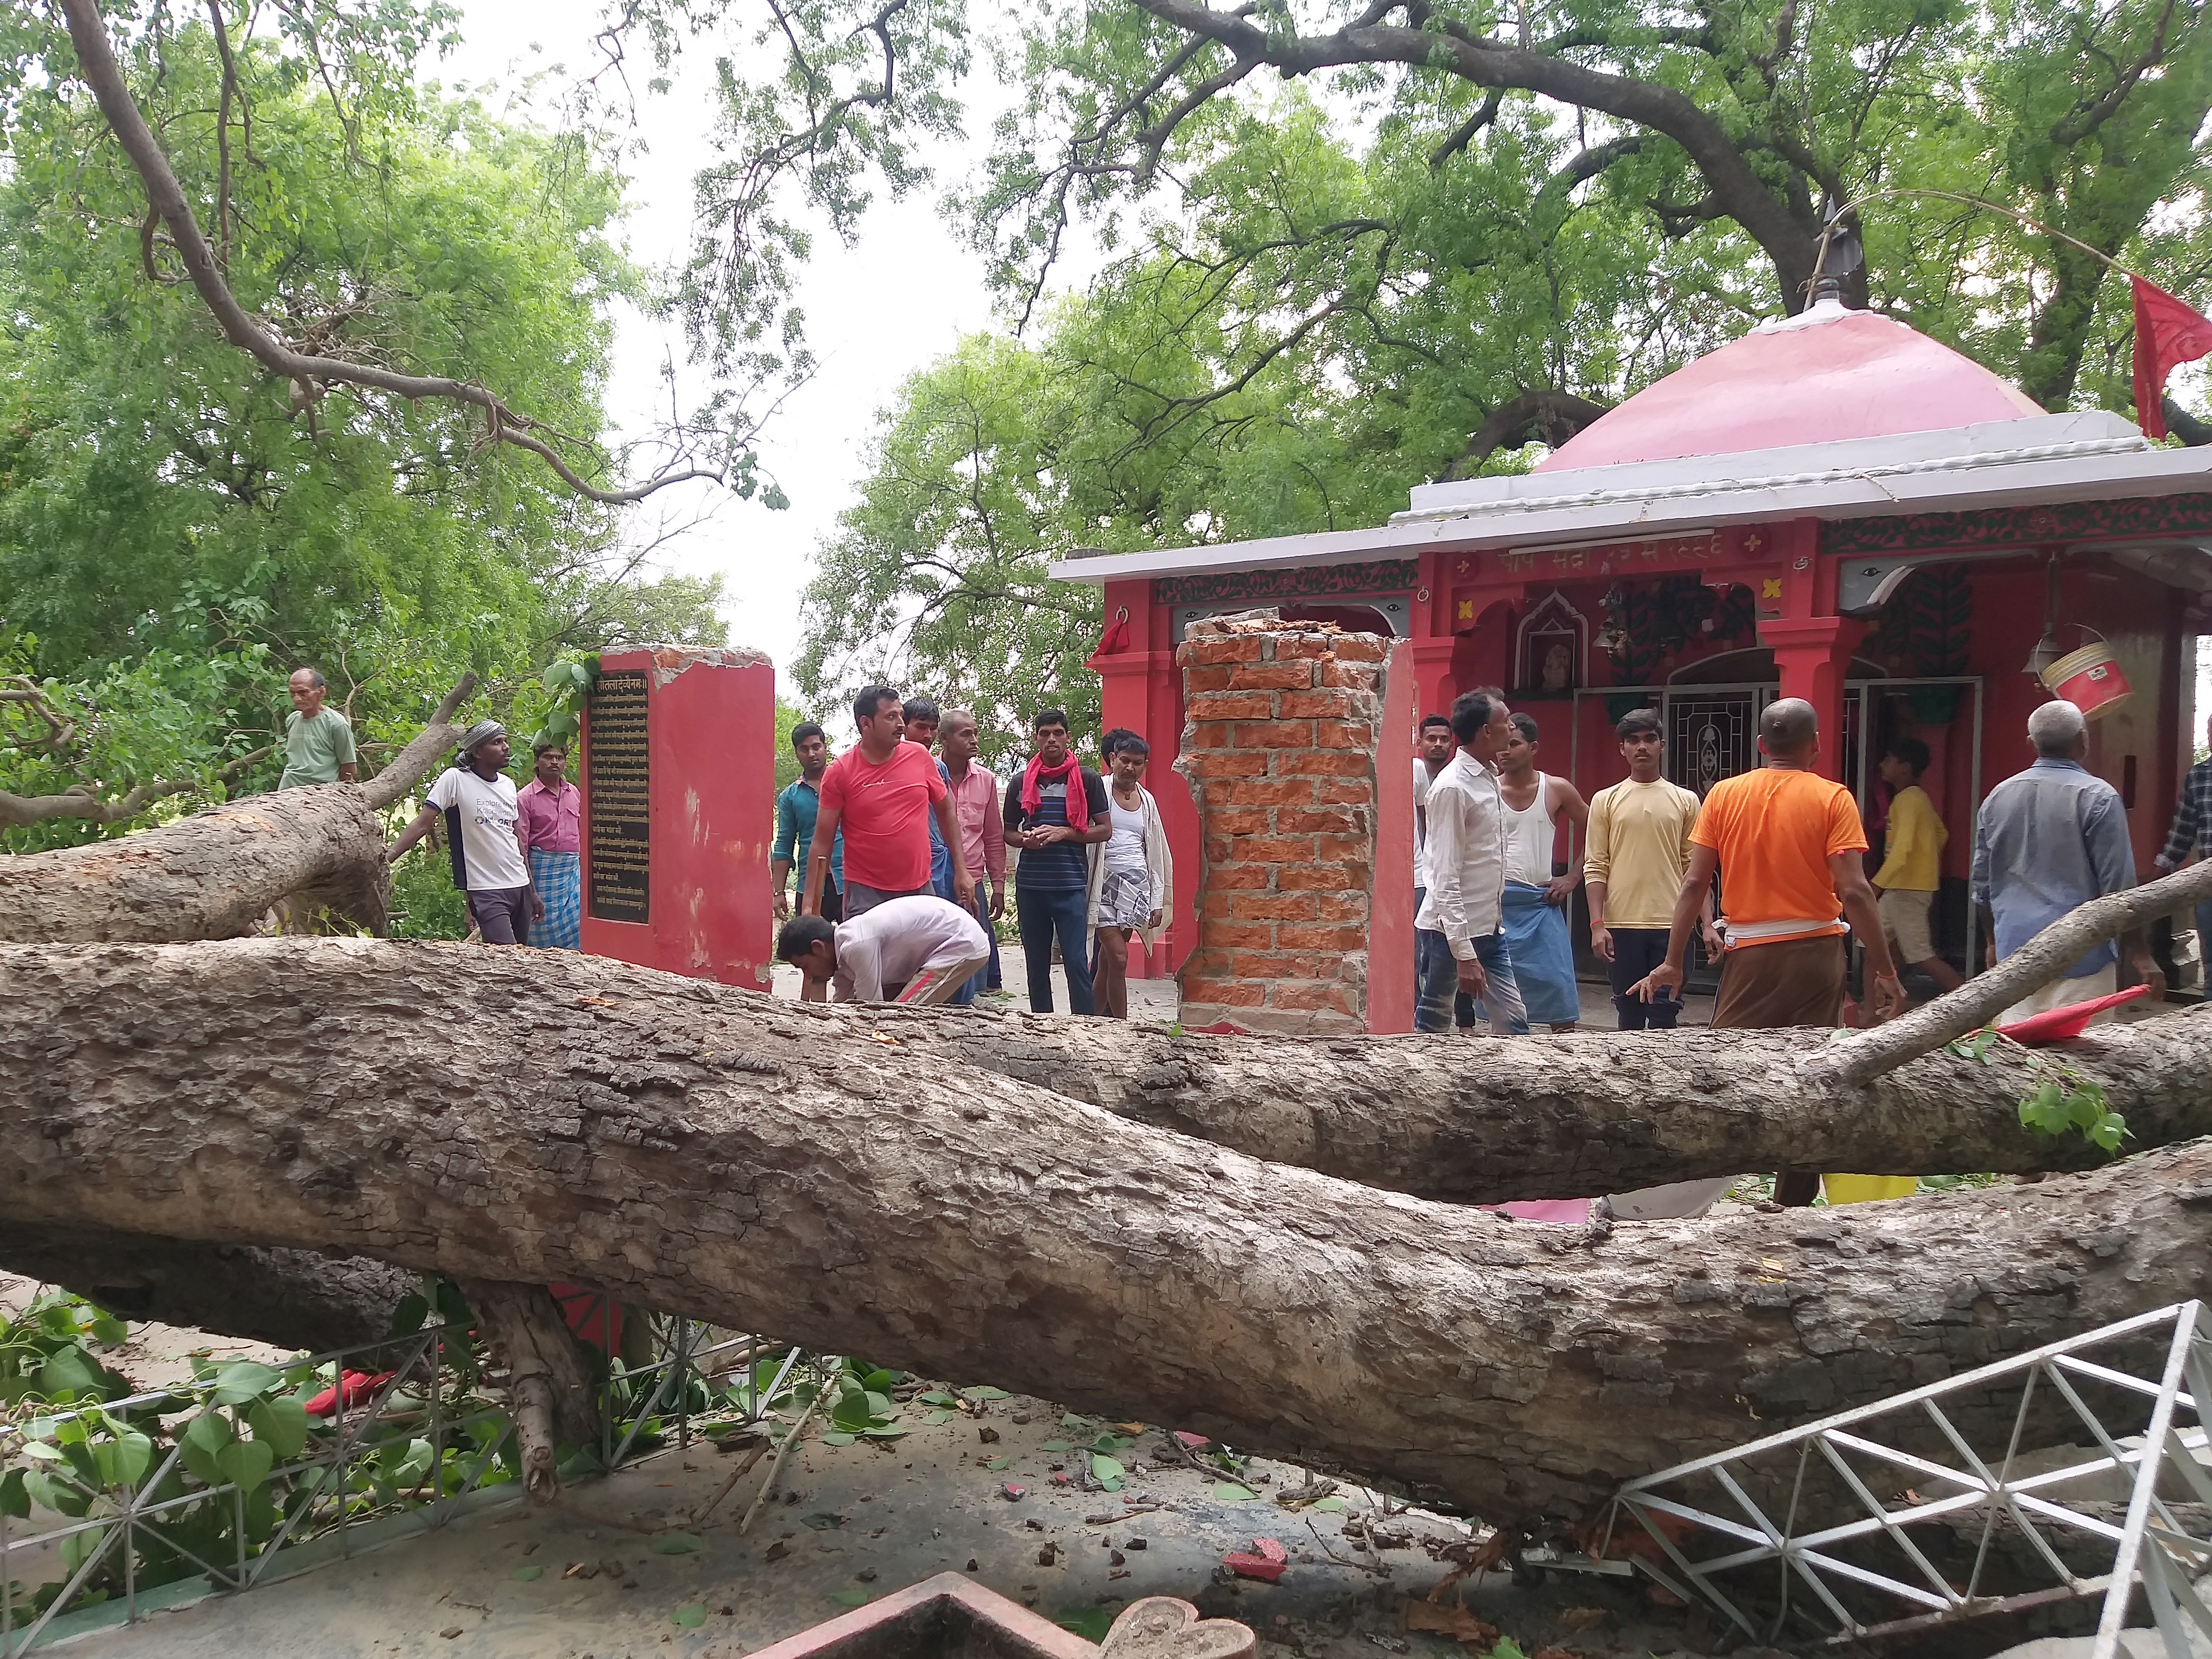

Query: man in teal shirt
[277,668,358,788]
[772,721,845,928]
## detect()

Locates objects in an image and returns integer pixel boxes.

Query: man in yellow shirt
[1872,738,1962,997]
[1583,708,1718,1029]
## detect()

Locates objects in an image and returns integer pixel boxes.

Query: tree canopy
[0,9,722,847]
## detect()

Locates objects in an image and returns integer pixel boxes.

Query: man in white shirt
[1411,713,1468,1029]
[777,895,992,1006]
[387,720,536,944]
[1413,688,1527,1036]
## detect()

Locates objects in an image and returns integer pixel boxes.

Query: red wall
[579,647,775,990]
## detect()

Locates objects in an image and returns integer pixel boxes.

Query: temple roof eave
[1050,419,2212,589]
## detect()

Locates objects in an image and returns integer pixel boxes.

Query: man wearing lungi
[1630,698,1904,1211]
[517,741,582,950]
[1484,712,1588,1032]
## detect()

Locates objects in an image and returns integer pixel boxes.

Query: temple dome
[1535,298,2044,472]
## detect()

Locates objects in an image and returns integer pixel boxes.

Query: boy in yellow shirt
[1872,738,1962,996]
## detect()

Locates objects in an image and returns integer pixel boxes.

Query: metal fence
[1606,1301,2212,1658]
[2,1304,792,1656]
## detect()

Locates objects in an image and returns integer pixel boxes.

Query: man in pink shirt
[939,708,1005,1004]
[516,741,582,949]
[802,685,973,919]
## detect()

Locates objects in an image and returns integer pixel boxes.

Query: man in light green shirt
[277,668,358,788]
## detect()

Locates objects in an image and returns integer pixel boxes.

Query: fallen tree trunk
[4,937,2209,1522]
[0,1222,413,1352]
[916,999,2212,1198]
[0,676,473,943]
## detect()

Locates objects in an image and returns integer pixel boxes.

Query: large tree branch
[1130,0,1818,301]
[1814,857,2212,1089]
[1440,389,1611,477]
[57,0,718,506]
[0,675,473,939]
[4,936,2211,1524]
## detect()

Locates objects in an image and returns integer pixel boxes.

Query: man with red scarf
[1001,707,1112,1014]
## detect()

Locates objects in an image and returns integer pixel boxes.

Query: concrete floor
[46,1385,1711,1659]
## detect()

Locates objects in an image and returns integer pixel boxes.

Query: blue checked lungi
[529,847,581,950]
[1482,880,1578,1025]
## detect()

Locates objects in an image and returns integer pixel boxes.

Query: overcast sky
[440,0,1019,690]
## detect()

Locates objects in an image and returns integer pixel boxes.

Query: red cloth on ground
[1020,753,1089,831]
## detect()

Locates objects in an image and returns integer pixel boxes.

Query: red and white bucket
[2041,630,2133,719]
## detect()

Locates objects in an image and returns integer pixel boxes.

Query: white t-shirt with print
[426,766,531,893]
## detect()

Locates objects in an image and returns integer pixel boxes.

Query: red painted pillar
[1759,618,1862,779]
[1369,639,1418,1033]
[1097,578,1197,980]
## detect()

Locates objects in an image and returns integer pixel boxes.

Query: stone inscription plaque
[587,670,651,923]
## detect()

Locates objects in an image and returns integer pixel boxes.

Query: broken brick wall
[1172,617,1387,1034]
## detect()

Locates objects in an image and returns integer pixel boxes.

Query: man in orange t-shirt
[1631,697,1902,1208]
[802,685,973,921]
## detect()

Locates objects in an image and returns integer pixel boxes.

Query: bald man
[1627,698,1902,1212]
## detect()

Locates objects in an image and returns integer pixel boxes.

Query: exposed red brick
[1178,635,1263,665]
[1179,978,1268,1008]
[1199,892,1234,919]
[1206,807,1272,836]
[1189,722,1235,750]
[1222,778,1316,806]
[1228,950,1347,979]
[1276,806,1361,835]
[1187,691,1277,721]
[1313,720,1377,751]
[1237,835,1318,865]
[1315,836,1373,865]
[1324,984,1363,1016]
[1311,892,1369,921]
[1314,778,1375,805]
[1204,921,1279,950]
[1267,982,1332,1011]
[1178,750,1269,778]
[1278,751,1371,777]
[1183,665,1234,693]
[1207,865,1272,891]
[1229,892,1317,922]
[1279,690,1362,721]
[1233,720,1315,750]
[1275,922,1368,951]
[1226,663,1317,692]
[1331,636,1388,662]
[1276,864,1354,892]
[1321,661,1382,690]
[1272,636,1334,660]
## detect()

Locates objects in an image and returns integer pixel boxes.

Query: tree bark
[4,937,2210,1523]
[0,676,473,944]
[0,1221,413,1352]
[457,1279,600,1502]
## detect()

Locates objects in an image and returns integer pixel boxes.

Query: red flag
[2131,276,2212,441]
[1084,610,1130,669]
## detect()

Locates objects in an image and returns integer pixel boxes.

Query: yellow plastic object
[1822,1174,1919,1205]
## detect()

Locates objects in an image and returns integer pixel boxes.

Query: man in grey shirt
[1972,700,2162,1022]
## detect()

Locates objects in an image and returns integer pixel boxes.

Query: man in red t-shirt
[802,685,974,920]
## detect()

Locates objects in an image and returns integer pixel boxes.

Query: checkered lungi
[529,848,581,950]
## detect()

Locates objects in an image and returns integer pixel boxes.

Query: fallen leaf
[835,1588,872,1607]
[438,1628,463,1641]
[984,1457,1009,1471]
[763,1541,790,1563]
[1402,1599,1497,1647]
[1310,1496,1345,1512]
[1114,1421,1146,1433]
[512,1565,545,1581]
[1213,1482,1259,1503]
[1174,1431,1211,1449]
[1557,1607,1608,1631]
[671,1603,707,1629]
[962,1386,1010,1402]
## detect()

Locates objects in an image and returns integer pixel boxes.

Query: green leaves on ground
[672,1602,708,1628]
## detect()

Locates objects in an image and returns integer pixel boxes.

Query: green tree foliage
[0,13,724,848]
